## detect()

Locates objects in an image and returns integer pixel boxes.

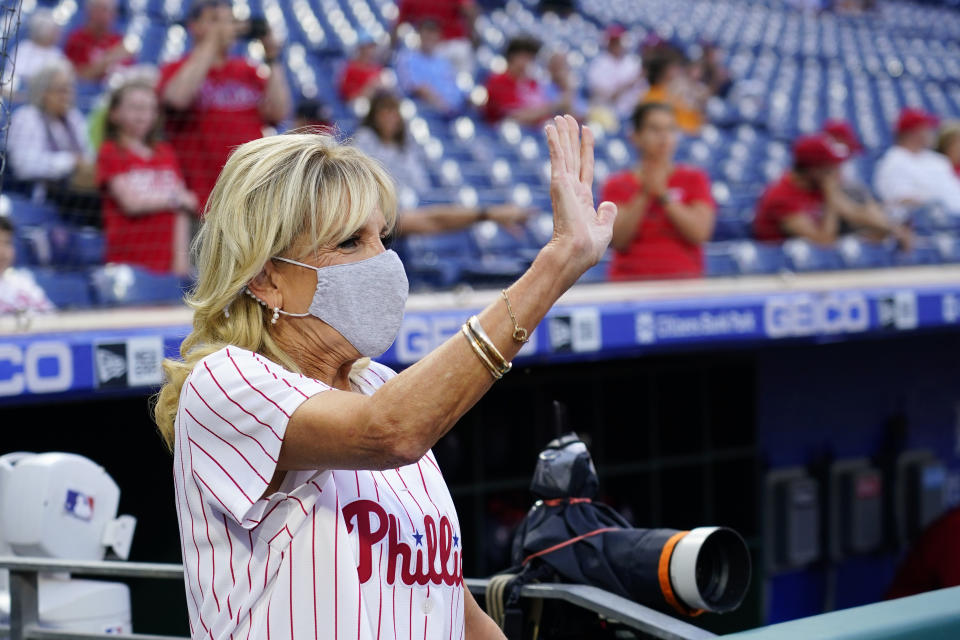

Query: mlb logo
[65,489,95,521]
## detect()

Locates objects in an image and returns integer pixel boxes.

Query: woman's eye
[337,236,360,250]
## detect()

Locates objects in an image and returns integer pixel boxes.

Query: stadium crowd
[3,0,960,315]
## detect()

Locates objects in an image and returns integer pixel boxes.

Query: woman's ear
[246,263,283,310]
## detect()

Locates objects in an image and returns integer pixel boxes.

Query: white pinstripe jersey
[173,346,465,640]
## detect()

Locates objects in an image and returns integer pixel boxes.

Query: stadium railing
[0,556,716,640]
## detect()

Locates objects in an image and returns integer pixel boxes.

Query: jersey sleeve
[96,142,124,188]
[685,169,715,209]
[180,347,331,526]
[601,173,638,205]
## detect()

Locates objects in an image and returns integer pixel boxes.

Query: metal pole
[8,569,39,640]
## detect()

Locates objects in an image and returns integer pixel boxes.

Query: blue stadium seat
[838,237,895,269]
[5,195,59,227]
[89,264,186,306]
[49,227,106,267]
[782,239,845,272]
[28,268,93,309]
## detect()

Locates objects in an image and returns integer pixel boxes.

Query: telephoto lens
[508,430,751,617]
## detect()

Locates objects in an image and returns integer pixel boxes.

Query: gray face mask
[273,250,409,357]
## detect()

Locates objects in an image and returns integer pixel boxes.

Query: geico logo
[395,314,538,364]
[0,342,73,397]
[395,315,464,364]
[763,293,869,338]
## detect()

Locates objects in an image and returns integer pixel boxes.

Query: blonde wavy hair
[153,133,397,450]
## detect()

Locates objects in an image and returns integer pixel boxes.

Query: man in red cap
[874,107,960,220]
[755,133,907,245]
[822,118,911,247]
[587,24,645,121]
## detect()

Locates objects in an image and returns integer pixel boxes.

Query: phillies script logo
[343,500,462,587]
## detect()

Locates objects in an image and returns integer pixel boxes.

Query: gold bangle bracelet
[467,315,512,376]
[461,324,502,380]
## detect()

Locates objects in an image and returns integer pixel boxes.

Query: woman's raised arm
[278,115,617,472]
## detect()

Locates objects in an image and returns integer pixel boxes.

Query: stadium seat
[782,238,845,272]
[838,237,895,269]
[89,264,186,306]
[28,268,93,309]
[49,227,106,267]
[4,194,59,227]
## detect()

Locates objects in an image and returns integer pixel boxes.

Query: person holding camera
[158,0,291,211]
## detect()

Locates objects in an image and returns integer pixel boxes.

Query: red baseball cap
[605,24,627,40]
[823,119,863,154]
[896,107,939,136]
[793,133,850,169]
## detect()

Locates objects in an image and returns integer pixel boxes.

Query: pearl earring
[272,307,280,325]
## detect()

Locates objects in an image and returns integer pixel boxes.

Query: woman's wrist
[534,242,582,294]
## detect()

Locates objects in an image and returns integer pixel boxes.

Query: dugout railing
[0,556,716,640]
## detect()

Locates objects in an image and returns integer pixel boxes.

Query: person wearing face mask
[153,115,616,639]
[605,102,715,280]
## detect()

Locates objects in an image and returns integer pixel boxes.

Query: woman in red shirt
[98,80,197,275]
[605,103,715,280]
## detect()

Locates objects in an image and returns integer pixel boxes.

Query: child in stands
[0,216,55,315]
[97,79,197,275]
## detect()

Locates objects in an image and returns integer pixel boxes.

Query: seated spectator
[874,108,960,221]
[159,0,290,211]
[7,62,98,225]
[755,134,910,246]
[824,121,914,247]
[484,36,568,125]
[694,42,732,99]
[935,121,960,178]
[5,9,67,98]
[586,25,645,125]
[606,103,715,280]
[395,0,477,75]
[98,80,196,275]
[64,0,133,84]
[543,51,586,121]
[641,53,705,135]
[0,217,55,316]
[396,19,466,116]
[293,99,334,133]
[354,91,531,235]
[338,33,386,102]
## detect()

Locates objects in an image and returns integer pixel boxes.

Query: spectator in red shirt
[605,102,715,280]
[98,80,197,275]
[754,133,910,246]
[158,0,291,211]
[483,36,569,125]
[395,0,477,74]
[338,33,385,102]
[63,0,133,83]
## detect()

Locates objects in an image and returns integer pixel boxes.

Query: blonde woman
[154,115,616,639]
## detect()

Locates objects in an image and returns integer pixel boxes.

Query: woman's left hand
[544,115,618,283]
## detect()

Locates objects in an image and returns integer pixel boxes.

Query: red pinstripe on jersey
[173,349,464,639]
